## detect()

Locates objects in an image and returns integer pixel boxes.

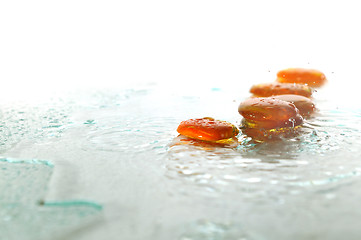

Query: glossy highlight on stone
[269,94,316,117]
[177,117,239,142]
[170,134,239,148]
[238,98,303,130]
[277,68,327,87]
[250,82,313,98]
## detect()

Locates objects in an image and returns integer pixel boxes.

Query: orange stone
[250,82,313,98]
[177,117,239,142]
[269,94,316,117]
[238,98,303,130]
[276,68,327,87]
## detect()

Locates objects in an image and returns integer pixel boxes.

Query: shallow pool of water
[1,80,361,240]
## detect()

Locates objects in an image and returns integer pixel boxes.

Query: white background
[1,0,361,97]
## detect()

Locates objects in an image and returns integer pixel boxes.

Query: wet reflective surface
[1,81,361,240]
[0,158,102,240]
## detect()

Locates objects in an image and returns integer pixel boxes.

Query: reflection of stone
[0,158,102,240]
[165,109,361,198]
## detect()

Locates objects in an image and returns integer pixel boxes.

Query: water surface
[1,83,361,240]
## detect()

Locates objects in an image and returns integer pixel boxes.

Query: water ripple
[83,116,178,153]
[165,108,361,196]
